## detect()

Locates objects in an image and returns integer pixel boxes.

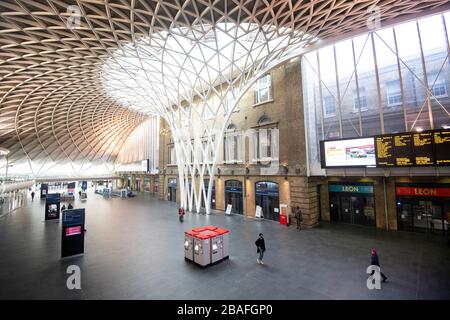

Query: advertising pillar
[40,183,48,199]
[45,193,60,220]
[61,208,86,258]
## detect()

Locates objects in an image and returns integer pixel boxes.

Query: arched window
[252,116,279,162]
[257,115,271,125]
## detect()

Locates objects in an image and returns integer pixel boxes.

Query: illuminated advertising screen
[65,226,82,236]
[321,138,376,168]
[47,204,58,218]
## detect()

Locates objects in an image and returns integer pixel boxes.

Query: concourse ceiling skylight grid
[0,0,449,178]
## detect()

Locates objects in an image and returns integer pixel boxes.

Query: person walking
[67,203,74,210]
[294,206,302,230]
[31,191,35,201]
[370,248,387,282]
[178,207,185,222]
[255,233,266,265]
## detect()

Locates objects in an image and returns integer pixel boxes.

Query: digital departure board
[413,132,434,166]
[323,129,450,168]
[393,134,414,166]
[434,130,450,166]
[375,136,395,167]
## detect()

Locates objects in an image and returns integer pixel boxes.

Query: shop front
[225,180,243,215]
[328,182,376,227]
[168,178,177,202]
[396,184,450,234]
[255,181,280,221]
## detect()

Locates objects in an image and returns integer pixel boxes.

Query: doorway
[168,178,177,202]
[255,181,280,221]
[135,178,141,192]
[328,183,376,227]
[397,199,449,233]
[225,180,243,215]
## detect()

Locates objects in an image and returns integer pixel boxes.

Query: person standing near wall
[294,206,302,230]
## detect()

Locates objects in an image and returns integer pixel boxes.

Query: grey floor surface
[0,190,449,300]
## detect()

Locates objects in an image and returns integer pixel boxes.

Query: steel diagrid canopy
[0,0,449,181]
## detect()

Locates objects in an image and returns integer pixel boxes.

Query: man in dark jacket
[255,233,266,265]
[370,248,387,282]
[31,191,35,201]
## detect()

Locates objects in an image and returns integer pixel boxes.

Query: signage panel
[328,184,374,194]
[321,138,376,168]
[396,187,450,198]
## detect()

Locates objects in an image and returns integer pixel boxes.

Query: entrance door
[135,178,141,192]
[168,187,176,202]
[255,182,280,221]
[225,180,243,215]
[331,194,376,227]
[329,194,340,222]
[339,196,353,224]
[256,195,280,221]
[225,192,243,215]
[168,179,177,202]
[398,199,450,234]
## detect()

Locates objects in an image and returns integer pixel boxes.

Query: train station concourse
[1,0,450,303]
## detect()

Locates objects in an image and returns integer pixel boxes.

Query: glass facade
[303,11,450,175]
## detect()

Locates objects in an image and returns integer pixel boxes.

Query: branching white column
[102,22,317,214]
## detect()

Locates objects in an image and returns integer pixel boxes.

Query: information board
[434,130,450,166]
[61,208,86,258]
[375,136,395,167]
[393,134,414,166]
[412,132,434,166]
[62,208,85,227]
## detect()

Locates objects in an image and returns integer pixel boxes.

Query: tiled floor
[0,190,449,300]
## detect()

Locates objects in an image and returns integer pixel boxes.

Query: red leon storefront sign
[396,186,450,197]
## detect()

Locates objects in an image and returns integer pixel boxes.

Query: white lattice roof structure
[1,0,449,185]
